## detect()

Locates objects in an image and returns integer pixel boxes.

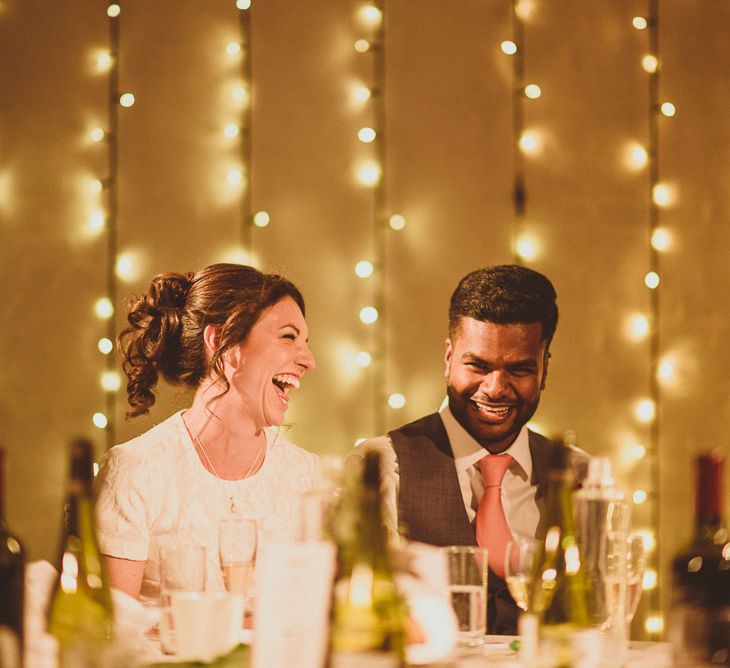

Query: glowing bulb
[625,142,648,170]
[524,84,542,99]
[358,4,383,27]
[89,179,103,195]
[651,227,672,252]
[627,313,650,341]
[359,306,379,324]
[353,85,371,103]
[388,393,406,409]
[356,160,381,187]
[92,412,108,429]
[625,443,647,461]
[643,569,658,590]
[658,358,674,381]
[231,84,249,105]
[515,234,540,261]
[226,42,242,56]
[90,127,105,143]
[101,371,121,392]
[253,211,270,228]
[642,54,659,73]
[355,351,372,368]
[633,490,648,504]
[518,130,541,155]
[652,182,676,207]
[227,168,243,186]
[354,39,371,53]
[632,16,648,30]
[660,101,676,117]
[107,4,121,18]
[357,127,377,143]
[96,51,112,72]
[355,260,374,278]
[94,297,114,319]
[224,124,240,139]
[636,530,656,553]
[87,210,105,233]
[115,253,136,281]
[119,93,135,108]
[97,338,113,355]
[500,40,518,55]
[634,398,656,423]
[388,214,406,230]
[236,0,252,8]
[514,0,536,20]
[644,271,660,289]
[645,615,663,635]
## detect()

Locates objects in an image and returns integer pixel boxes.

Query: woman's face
[225,296,315,428]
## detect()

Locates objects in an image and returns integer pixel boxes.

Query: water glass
[219,518,257,598]
[159,539,207,655]
[443,546,488,647]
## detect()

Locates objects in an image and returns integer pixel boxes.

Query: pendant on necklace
[230,497,238,513]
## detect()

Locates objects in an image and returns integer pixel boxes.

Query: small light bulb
[632,16,648,30]
[231,84,249,105]
[515,234,540,261]
[253,211,270,227]
[236,0,252,8]
[96,51,113,72]
[388,214,406,230]
[87,211,105,233]
[633,490,648,504]
[355,260,374,278]
[89,179,103,195]
[224,123,240,139]
[645,615,663,634]
[356,161,381,187]
[358,4,383,27]
[107,4,121,18]
[642,54,659,73]
[634,398,656,423]
[635,530,657,553]
[658,358,674,381]
[357,127,377,143]
[94,297,114,319]
[90,127,105,143]
[354,351,372,368]
[627,313,650,341]
[660,101,676,117]
[652,182,676,207]
[388,393,406,409]
[119,93,135,108]
[92,412,108,429]
[500,40,518,55]
[651,227,672,252]
[643,570,659,591]
[359,306,379,324]
[644,271,660,289]
[625,443,647,461]
[518,130,541,155]
[514,0,536,20]
[353,85,372,103]
[101,371,122,392]
[98,338,114,355]
[625,142,648,170]
[354,39,371,53]
[524,83,542,99]
[115,253,136,281]
[226,42,242,56]
[227,168,243,186]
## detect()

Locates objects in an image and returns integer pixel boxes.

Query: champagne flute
[219,518,257,598]
[604,532,647,637]
[624,533,646,625]
[505,537,540,612]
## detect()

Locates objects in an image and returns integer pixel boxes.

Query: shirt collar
[438,397,533,478]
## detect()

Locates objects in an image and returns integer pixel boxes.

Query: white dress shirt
[350,398,540,543]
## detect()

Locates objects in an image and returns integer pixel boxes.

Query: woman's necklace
[191,431,265,514]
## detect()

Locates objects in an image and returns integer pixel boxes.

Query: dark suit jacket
[389,412,588,635]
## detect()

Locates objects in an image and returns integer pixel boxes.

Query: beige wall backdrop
[2,0,729,638]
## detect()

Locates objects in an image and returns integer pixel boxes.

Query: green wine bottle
[329,450,406,668]
[47,438,114,664]
[528,440,597,668]
[0,446,26,667]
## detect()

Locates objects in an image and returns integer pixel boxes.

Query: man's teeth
[272,374,300,390]
[474,402,510,415]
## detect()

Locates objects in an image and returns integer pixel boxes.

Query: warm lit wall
[1,0,729,639]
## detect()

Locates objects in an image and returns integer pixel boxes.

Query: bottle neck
[694,451,725,539]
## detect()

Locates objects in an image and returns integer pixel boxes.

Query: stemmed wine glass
[218,518,257,599]
[604,532,647,636]
[505,537,541,613]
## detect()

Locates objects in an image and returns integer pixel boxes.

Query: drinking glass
[505,538,540,612]
[604,532,646,632]
[443,546,488,647]
[219,518,257,598]
[623,534,646,625]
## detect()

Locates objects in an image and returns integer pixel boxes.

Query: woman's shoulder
[264,428,319,481]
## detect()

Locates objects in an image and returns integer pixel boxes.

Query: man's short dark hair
[448,265,558,344]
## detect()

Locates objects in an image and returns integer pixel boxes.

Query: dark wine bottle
[47,438,114,665]
[669,450,730,666]
[329,450,406,667]
[0,446,26,667]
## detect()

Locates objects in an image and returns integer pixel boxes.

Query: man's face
[445,318,549,454]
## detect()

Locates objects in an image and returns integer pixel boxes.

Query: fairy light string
[236,0,253,251]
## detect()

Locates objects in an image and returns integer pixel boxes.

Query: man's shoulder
[527,429,591,483]
[388,412,444,439]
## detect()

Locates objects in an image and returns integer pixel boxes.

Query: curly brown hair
[118,263,305,417]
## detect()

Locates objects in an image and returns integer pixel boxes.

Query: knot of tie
[478,453,513,488]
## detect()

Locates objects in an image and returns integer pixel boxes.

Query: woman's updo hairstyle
[118,263,305,417]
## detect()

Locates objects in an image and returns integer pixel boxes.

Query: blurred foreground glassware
[219,518,257,598]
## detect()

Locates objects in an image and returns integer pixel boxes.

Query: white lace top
[94,410,319,603]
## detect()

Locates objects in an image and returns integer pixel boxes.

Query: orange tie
[475,454,514,579]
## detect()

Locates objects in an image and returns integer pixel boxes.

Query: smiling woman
[93,264,319,602]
